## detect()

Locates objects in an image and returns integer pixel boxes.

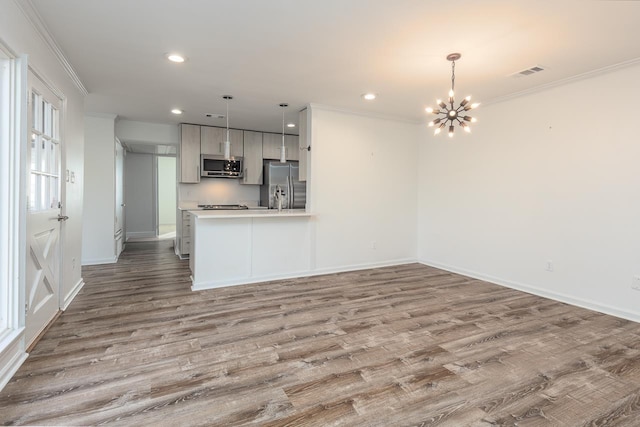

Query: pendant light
[223,95,233,159]
[279,103,288,163]
[426,53,479,137]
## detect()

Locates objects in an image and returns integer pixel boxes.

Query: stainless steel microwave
[200,154,244,178]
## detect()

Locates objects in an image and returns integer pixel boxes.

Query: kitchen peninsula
[188,209,314,290]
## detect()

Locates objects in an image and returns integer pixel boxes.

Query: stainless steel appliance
[197,204,249,210]
[260,161,306,209]
[200,154,243,178]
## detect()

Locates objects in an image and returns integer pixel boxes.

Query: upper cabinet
[285,135,299,161]
[179,124,201,183]
[263,132,299,161]
[242,131,263,185]
[201,126,243,157]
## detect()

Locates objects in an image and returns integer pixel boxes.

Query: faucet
[274,185,284,212]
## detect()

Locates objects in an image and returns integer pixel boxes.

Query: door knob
[56,215,69,222]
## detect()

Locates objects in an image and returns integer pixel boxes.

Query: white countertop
[189,209,313,219]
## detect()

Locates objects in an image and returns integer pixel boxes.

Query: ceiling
[31,0,640,134]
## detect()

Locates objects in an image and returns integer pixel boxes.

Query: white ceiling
[31,0,640,134]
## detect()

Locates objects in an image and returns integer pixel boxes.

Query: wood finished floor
[1,241,640,426]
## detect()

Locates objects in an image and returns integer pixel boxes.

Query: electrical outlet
[72,257,76,270]
[632,275,640,291]
[545,260,554,272]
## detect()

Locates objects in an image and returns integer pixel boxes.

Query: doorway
[156,156,176,239]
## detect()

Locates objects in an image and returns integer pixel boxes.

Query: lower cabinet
[176,210,192,258]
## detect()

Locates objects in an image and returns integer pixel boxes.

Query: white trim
[81,257,117,266]
[420,259,640,324]
[62,278,84,310]
[13,0,89,96]
[0,330,27,392]
[191,258,417,291]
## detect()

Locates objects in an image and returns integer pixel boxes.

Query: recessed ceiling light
[171,109,183,115]
[167,53,186,63]
[286,123,296,128]
[362,93,377,101]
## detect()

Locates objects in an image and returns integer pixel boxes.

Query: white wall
[418,63,640,322]
[0,0,85,389]
[82,114,115,264]
[125,152,155,238]
[157,156,176,226]
[116,120,179,146]
[309,106,419,272]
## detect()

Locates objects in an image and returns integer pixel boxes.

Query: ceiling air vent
[205,113,225,119]
[511,65,546,78]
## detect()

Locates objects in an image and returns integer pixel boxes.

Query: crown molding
[14,0,89,96]
[483,56,640,107]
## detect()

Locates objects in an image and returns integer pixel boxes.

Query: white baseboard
[420,259,640,324]
[191,258,417,292]
[126,231,156,240]
[0,330,28,392]
[63,278,85,310]
[81,256,117,266]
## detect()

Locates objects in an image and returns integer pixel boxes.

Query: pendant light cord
[451,60,456,93]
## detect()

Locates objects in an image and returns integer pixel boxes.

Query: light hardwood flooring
[1,241,640,426]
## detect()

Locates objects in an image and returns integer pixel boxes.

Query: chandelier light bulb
[425,53,478,138]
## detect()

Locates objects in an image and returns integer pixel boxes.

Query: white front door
[24,71,63,347]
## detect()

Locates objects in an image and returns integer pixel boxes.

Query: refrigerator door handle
[288,176,293,209]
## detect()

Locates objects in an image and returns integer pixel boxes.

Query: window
[0,49,13,332]
[0,45,25,340]
[28,91,60,211]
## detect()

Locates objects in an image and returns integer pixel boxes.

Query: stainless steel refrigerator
[260,161,307,209]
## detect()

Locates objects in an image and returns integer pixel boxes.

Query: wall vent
[205,113,225,119]
[511,65,546,78]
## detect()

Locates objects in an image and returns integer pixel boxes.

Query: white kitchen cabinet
[263,133,299,161]
[179,124,201,183]
[201,126,243,157]
[298,108,308,182]
[242,130,263,185]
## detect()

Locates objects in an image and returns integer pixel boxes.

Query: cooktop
[197,204,249,210]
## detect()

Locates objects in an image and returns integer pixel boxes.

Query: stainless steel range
[197,204,249,210]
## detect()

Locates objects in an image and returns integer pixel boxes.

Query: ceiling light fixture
[286,123,296,128]
[171,108,183,115]
[223,95,233,160]
[279,103,288,163]
[167,53,186,63]
[426,53,479,137]
[362,93,377,101]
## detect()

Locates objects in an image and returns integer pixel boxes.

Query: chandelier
[426,53,479,137]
